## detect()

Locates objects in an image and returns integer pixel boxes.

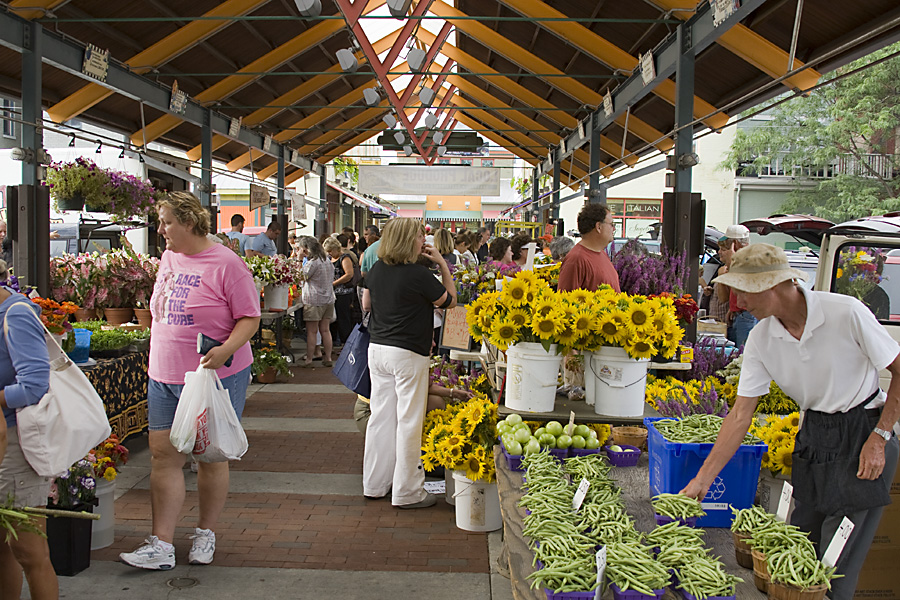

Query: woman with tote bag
[0,286,58,600]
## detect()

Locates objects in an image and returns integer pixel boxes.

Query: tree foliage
[332,156,359,185]
[723,43,900,222]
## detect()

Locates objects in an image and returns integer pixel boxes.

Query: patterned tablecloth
[82,350,149,442]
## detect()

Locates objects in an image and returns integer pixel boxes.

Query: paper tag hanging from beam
[291,150,300,164]
[711,0,739,28]
[640,52,656,85]
[82,44,110,82]
[228,117,242,138]
[263,135,273,153]
[169,80,188,115]
[603,92,613,118]
[249,183,269,211]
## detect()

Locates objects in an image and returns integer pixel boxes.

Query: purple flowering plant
[672,337,743,382]
[48,458,97,509]
[612,239,690,297]
[654,380,729,418]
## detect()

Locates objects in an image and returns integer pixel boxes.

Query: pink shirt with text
[149,244,261,384]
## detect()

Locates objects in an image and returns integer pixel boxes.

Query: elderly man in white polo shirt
[681,244,900,600]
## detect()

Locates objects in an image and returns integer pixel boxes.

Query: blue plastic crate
[644,417,766,528]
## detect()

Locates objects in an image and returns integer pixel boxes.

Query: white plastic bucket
[445,469,455,506]
[583,351,596,406]
[590,346,649,417]
[91,478,115,550]
[505,342,562,413]
[452,471,501,532]
[264,283,290,311]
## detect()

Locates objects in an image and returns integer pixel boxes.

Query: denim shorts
[148,365,252,431]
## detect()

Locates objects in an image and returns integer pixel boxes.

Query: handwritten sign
[823,517,855,567]
[440,306,473,351]
[82,44,109,82]
[249,183,269,211]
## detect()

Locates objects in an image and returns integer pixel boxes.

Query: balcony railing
[738,152,898,180]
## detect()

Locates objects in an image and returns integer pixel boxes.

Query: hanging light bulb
[403,145,413,157]
[423,113,438,128]
[437,145,447,156]
[362,88,380,106]
[407,48,426,72]
[393,131,405,145]
[294,0,322,17]
[418,87,435,106]
[336,48,359,72]
[386,0,413,18]
[432,131,444,144]
[382,113,397,128]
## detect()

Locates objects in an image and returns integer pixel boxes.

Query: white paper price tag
[566,411,576,436]
[822,517,855,568]
[573,478,590,512]
[776,481,793,522]
[640,52,656,85]
[594,546,607,600]
[524,243,538,271]
[603,93,613,118]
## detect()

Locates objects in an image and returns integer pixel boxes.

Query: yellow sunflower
[595,312,623,344]
[489,318,520,350]
[516,270,540,289]
[507,307,529,328]
[569,289,593,305]
[533,296,559,317]
[531,310,564,340]
[572,310,594,337]
[784,412,800,429]
[625,302,653,332]
[557,323,579,347]
[624,338,656,360]
[502,278,529,307]
[464,453,487,481]
[772,445,793,476]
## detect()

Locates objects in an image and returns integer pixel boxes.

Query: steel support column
[21,21,41,188]
[664,24,703,342]
[200,108,213,208]
[276,148,287,255]
[317,171,328,236]
[551,159,561,222]
[588,128,605,204]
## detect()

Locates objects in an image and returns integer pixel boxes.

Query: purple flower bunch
[612,239,690,297]
[672,337,743,382]
[654,380,728,418]
[49,458,97,509]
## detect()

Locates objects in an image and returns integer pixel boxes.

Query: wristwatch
[874,427,893,442]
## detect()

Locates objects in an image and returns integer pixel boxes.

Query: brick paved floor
[98,367,490,574]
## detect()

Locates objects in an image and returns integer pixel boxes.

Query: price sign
[169,80,188,115]
[249,183,269,211]
[594,546,607,600]
[439,306,473,351]
[603,92,613,118]
[566,411,576,437]
[229,117,242,138]
[640,52,656,86]
[263,135,273,152]
[82,44,109,82]
[573,478,590,512]
[822,517,855,568]
[776,481,793,522]
[711,0,739,27]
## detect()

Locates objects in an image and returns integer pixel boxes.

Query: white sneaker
[119,536,175,570]
[188,528,216,565]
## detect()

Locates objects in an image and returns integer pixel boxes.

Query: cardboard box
[855,548,900,600]
[870,494,900,547]
[890,459,900,495]
[697,320,727,335]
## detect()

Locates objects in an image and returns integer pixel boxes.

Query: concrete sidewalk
[46,361,514,600]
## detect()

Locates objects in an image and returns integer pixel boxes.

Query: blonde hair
[156,191,210,237]
[434,228,454,255]
[378,218,425,265]
[322,237,341,253]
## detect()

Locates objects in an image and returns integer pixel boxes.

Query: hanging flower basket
[56,192,85,212]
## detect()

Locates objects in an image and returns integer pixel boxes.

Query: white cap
[724,224,750,241]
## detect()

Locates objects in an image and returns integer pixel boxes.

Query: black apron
[792,389,892,516]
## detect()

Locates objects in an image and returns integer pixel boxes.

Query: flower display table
[80,350,149,442]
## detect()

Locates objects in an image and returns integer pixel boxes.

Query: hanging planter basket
[56,193,85,212]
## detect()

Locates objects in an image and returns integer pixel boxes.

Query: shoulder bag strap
[4,301,70,371]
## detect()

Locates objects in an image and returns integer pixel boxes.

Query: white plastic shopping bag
[170,366,249,461]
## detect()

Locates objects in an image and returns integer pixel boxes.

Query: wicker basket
[767,582,828,600]
[753,571,769,594]
[732,531,752,553]
[735,547,753,569]
[612,426,648,450]
[751,550,768,578]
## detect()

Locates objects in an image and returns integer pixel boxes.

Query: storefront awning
[327,181,397,216]
[424,210,483,222]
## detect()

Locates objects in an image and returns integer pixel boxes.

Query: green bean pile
[767,547,841,590]
[747,521,816,557]
[676,554,743,599]
[651,493,706,520]
[730,505,777,535]
[653,415,761,445]
[605,541,671,595]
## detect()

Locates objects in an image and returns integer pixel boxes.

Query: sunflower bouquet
[466,270,684,360]
[751,413,800,477]
[421,393,498,483]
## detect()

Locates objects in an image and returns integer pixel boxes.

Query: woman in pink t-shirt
[120,192,260,571]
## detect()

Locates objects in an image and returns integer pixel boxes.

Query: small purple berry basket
[605,444,641,467]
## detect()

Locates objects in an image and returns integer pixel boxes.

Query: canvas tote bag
[4,301,111,476]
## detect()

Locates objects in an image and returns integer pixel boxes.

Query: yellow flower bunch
[751,412,800,477]
[421,393,498,483]
[466,272,684,360]
[645,376,735,410]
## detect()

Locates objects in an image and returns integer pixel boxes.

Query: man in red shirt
[558,204,620,292]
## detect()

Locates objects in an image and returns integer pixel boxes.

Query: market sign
[359,165,501,196]
[82,44,109,82]
[249,183,269,211]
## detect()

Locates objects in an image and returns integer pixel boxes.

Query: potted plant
[89,329,134,359]
[132,254,160,329]
[103,169,161,222]
[31,297,78,352]
[50,253,102,320]
[252,343,293,383]
[87,435,128,550]
[45,157,111,212]
[46,458,97,576]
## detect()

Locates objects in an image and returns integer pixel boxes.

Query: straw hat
[714,244,808,293]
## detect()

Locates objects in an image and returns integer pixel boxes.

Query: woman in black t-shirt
[361,219,456,509]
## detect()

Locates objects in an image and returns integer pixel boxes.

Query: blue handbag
[332,323,371,397]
